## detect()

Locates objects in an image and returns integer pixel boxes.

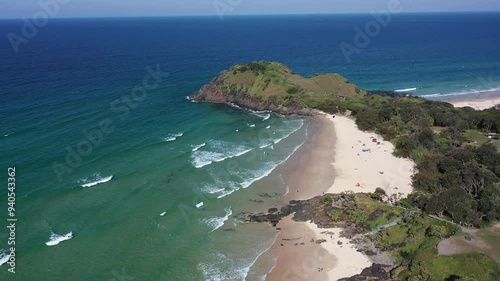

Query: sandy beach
[264,114,415,281]
[327,115,414,198]
[265,215,372,281]
[448,97,500,110]
[426,89,500,110]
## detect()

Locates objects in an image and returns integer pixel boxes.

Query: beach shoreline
[264,115,365,281]
[424,89,500,110]
[258,88,500,280]
[259,113,416,281]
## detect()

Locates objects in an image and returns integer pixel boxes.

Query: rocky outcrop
[338,264,395,281]
[239,194,397,280]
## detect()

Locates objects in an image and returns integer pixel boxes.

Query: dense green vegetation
[326,191,404,229]
[204,61,500,280]
[215,61,500,228]
[344,96,500,227]
[209,61,365,109]
[325,193,499,281]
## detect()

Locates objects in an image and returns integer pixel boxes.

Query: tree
[355,108,379,131]
[475,142,499,170]
[371,187,387,201]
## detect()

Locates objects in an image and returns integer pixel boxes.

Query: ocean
[0,13,499,280]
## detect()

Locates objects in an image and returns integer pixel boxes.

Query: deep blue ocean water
[0,13,500,280]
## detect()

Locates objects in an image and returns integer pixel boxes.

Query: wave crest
[46,232,73,246]
[201,207,232,233]
[164,132,184,142]
[81,174,113,187]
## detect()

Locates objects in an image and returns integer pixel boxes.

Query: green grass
[464,130,500,150]
[323,194,500,280]
[369,214,499,281]
[216,61,365,110]
[426,254,499,281]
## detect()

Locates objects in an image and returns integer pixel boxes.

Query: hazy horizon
[1,0,500,19]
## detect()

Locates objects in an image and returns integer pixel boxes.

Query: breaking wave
[46,232,73,246]
[80,173,113,187]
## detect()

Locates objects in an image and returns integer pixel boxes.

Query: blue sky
[2,0,500,18]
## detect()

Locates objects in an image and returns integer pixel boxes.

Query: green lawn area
[464,129,500,150]
[426,254,499,281]
[370,214,500,280]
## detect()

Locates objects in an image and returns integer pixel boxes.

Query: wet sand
[264,116,374,281]
[282,116,336,201]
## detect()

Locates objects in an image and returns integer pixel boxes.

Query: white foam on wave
[199,251,249,281]
[160,211,167,216]
[46,232,73,246]
[218,133,307,199]
[227,102,241,109]
[246,233,280,281]
[273,119,304,144]
[164,132,184,142]
[266,125,271,129]
[0,250,10,267]
[199,232,279,281]
[196,202,204,208]
[216,189,236,199]
[215,162,282,199]
[394,87,418,92]
[202,184,226,194]
[3,132,13,137]
[208,121,306,199]
[192,143,206,152]
[192,141,253,168]
[259,142,273,149]
[249,124,255,128]
[420,87,500,98]
[201,207,232,233]
[81,175,113,187]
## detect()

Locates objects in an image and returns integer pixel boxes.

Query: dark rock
[315,239,327,244]
[337,241,343,245]
[268,208,278,214]
[338,264,394,281]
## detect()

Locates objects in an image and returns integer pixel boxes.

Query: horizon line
[0,10,499,20]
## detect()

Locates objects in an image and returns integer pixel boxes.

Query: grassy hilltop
[191,61,365,114]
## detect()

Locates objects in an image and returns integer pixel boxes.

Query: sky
[1,0,500,19]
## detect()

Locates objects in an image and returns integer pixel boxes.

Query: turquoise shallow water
[1,13,500,280]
